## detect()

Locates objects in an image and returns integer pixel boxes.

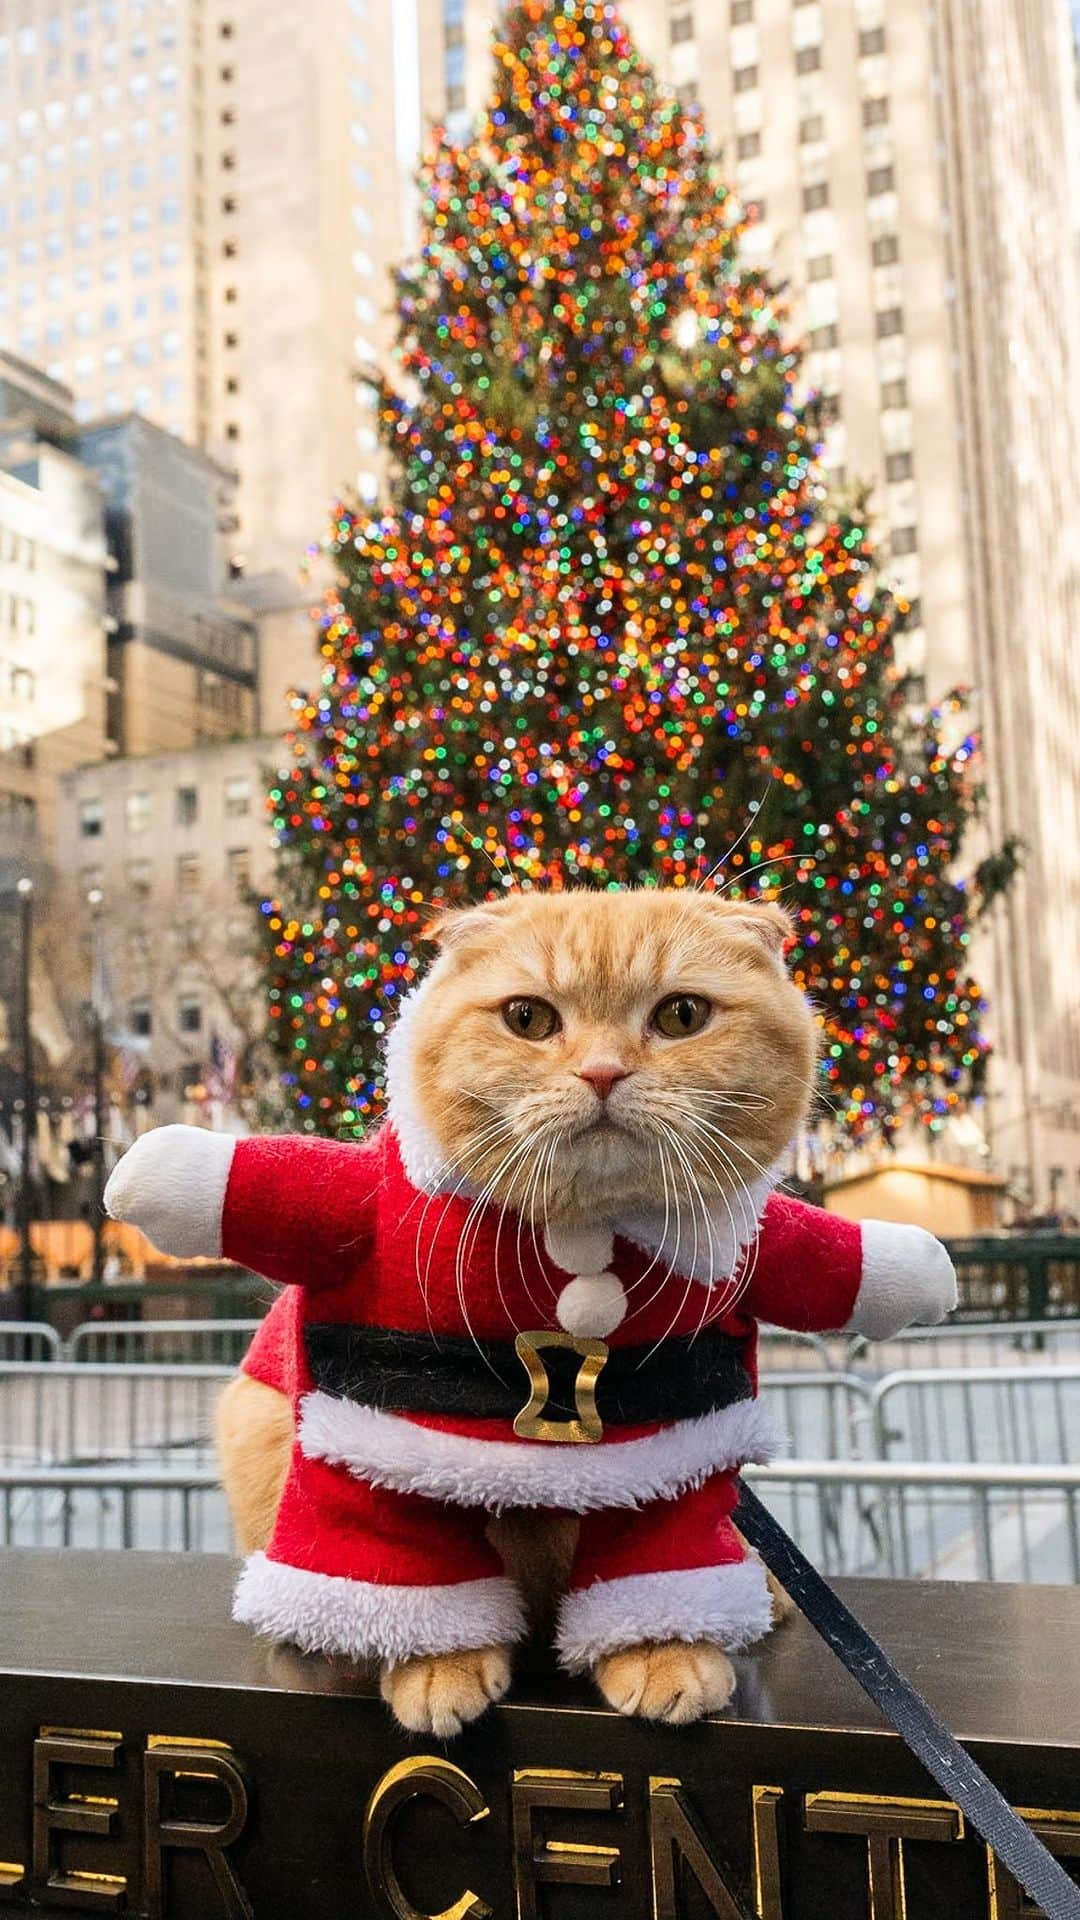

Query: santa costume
[105,990,956,1672]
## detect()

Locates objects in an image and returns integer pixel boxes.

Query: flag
[206,1031,239,1106]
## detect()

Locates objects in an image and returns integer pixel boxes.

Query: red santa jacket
[107,1120,956,1515]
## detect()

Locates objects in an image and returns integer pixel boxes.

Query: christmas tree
[263,0,1003,1145]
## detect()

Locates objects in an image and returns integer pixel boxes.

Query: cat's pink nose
[578,1064,630,1102]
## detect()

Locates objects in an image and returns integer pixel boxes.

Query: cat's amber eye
[651,993,712,1038]
[502,997,561,1041]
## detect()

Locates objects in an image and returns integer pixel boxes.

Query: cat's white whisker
[452,1133,539,1371]
[696,788,772,892]
[411,1114,518,1333]
[677,1127,759,1338]
[513,1128,560,1324]
[635,1127,710,1365]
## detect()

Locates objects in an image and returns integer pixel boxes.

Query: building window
[126,790,152,833]
[130,999,152,1038]
[859,26,886,55]
[730,0,754,19]
[891,526,918,556]
[736,131,761,159]
[225,776,251,817]
[671,11,694,41]
[176,785,198,826]
[79,797,103,837]
[446,82,465,110]
[733,65,759,92]
[227,846,252,895]
[225,422,239,441]
[178,994,202,1035]
[876,307,904,337]
[809,323,839,349]
[177,853,201,893]
[863,96,889,127]
[903,596,922,626]
[807,254,833,281]
[221,195,237,214]
[871,233,899,265]
[799,113,824,143]
[886,451,913,482]
[881,377,908,408]
[127,858,153,893]
[795,45,821,73]
[802,181,830,211]
[867,164,895,196]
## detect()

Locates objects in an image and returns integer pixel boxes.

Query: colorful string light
[262,0,991,1142]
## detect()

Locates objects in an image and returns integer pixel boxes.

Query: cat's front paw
[379,1645,512,1737]
[594,1640,736,1724]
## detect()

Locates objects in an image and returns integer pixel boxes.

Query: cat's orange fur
[218,887,809,1729]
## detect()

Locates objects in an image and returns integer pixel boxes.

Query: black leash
[735,1478,1080,1920]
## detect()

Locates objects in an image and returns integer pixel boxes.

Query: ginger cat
[106,887,955,1735]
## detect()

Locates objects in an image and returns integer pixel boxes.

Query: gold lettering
[32,1731,126,1909]
[650,1776,757,1920]
[804,1792,963,1920]
[512,1769,622,1920]
[752,1787,785,1920]
[363,1755,492,1920]
[144,1741,252,1920]
[986,1808,1080,1919]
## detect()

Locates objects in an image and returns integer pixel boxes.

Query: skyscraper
[420,0,1080,1206]
[0,0,426,725]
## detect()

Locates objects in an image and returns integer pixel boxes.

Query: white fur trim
[619,1162,782,1286]
[556,1560,774,1672]
[233,1552,526,1663]
[103,1124,235,1259]
[299,1392,781,1514]
[556,1273,627,1337]
[384,981,462,1194]
[544,1222,616,1274]
[846,1220,958,1340]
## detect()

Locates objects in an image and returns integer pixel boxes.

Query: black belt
[304,1321,752,1434]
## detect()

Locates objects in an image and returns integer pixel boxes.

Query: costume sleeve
[741,1191,957,1338]
[104,1124,382,1291]
[240,1288,303,1397]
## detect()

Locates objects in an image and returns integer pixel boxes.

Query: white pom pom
[555,1273,627,1338]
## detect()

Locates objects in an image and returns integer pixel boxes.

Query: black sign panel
[1,1552,1078,1919]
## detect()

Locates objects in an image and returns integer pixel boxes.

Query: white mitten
[104,1124,236,1258]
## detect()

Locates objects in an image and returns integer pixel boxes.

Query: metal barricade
[0,1464,229,1552]
[758,1328,837,1369]
[758,1369,871,1460]
[850,1319,1080,1375]
[870,1366,1080,1467]
[66,1319,261,1367]
[0,1323,62,1364]
[746,1460,1080,1584]
[0,1363,232,1469]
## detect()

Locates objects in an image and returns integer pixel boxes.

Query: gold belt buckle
[512,1330,609,1445]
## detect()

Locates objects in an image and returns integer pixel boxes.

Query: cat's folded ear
[422,903,506,950]
[707,897,795,964]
